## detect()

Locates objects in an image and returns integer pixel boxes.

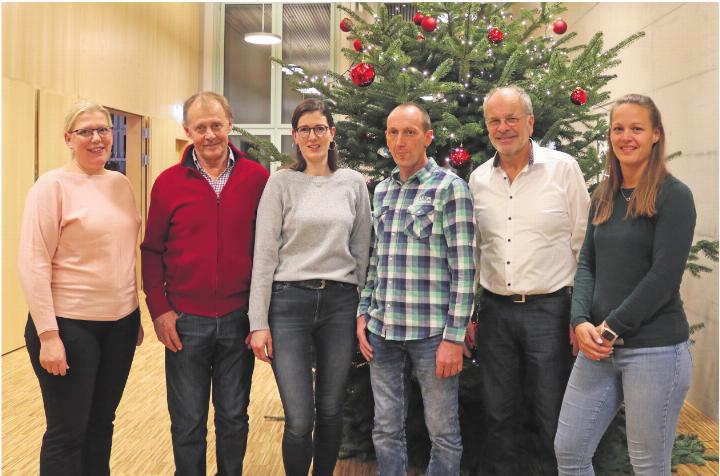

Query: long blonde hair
[592,94,668,225]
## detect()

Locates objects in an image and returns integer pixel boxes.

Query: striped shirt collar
[192,146,235,173]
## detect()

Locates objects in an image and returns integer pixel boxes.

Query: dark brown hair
[592,93,667,225]
[290,99,338,172]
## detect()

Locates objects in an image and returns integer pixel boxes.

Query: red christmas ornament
[421,16,438,32]
[353,39,363,52]
[413,11,425,26]
[339,18,353,32]
[350,62,376,87]
[417,33,425,42]
[487,27,504,44]
[553,18,568,34]
[450,147,471,168]
[570,87,588,106]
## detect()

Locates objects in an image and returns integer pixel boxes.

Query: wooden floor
[3,309,718,475]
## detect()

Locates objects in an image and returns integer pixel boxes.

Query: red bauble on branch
[353,39,363,52]
[450,147,471,168]
[350,62,375,87]
[570,87,588,105]
[421,16,438,32]
[413,11,425,26]
[553,18,568,34]
[487,27,504,44]
[339,18,353,32]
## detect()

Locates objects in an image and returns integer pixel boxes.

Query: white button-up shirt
[469,140,590,295]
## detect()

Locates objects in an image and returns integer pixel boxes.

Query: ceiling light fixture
[244,4,281,45]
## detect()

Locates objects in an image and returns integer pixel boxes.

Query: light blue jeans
[368,332,462,476]
[554,341,692,476]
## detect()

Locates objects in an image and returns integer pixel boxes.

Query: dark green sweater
[571,175,696,347]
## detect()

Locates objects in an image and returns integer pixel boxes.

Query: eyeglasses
[70,127,113,138]
[486,115,526,129]
[295,125,329,138]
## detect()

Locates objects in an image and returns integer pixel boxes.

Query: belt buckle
[512,294,526,303]
[310,279,326,290]
[317,279,326,289]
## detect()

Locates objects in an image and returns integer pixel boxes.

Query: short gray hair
[484,85,533,116]
[183,91,234,126]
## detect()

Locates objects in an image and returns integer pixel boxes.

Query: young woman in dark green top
[554,94,696,476]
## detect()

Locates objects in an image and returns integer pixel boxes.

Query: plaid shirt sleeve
[357,185,382,319]
[440,177,476,343]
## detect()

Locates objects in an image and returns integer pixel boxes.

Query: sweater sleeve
[358,190,382,319]
[570,206,596,328]
[605,181,696,335]
[140,177,173,319]
[247,175,285,331]
[350,177,372,287]
[18,177,63,334]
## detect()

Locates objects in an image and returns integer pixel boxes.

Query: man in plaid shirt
[356,103,476,475]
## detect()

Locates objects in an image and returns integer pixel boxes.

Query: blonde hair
[592,93,667,225]
[64,100,112,133]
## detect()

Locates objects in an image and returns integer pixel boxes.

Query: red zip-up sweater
[141,144,269,319]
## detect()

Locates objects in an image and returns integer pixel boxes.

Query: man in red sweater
[141,91,269,475]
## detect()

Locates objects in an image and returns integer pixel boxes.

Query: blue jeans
[269,282,359,476]
[165,309,254,476]
[554,341,692,476]
[368,332,462,476]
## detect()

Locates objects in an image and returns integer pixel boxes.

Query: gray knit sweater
[248,168,372,331]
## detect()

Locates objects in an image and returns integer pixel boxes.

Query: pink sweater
[18,168,141,334]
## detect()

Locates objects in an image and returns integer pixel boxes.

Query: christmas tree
[239,2,717,474]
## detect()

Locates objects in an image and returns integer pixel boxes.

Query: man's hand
[436,340,464,378]
[39,330,70,376]
[356,316,373,362]
[574,322,612,361]
[136,324,145,346]
[463,322,477,358]
[250,330,273,363]
[153,310,183,352]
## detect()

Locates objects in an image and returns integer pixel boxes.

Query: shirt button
[506,261,510,264]
[508,217,512,221]
[507,238,511,242]
[507,283,511,286]
[509,195,513,199]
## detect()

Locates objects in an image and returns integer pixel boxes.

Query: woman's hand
[136,324,144,346]
[38,330,70,376]
[250,330,273,363]
[574,322,613,361]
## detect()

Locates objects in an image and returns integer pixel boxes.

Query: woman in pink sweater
[18,101,143,476]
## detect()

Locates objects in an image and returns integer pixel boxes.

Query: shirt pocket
[373,205,390,236]
[405,203,435,240]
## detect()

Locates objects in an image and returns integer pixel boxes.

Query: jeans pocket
[271,282,290,294]
[404,203,435,240]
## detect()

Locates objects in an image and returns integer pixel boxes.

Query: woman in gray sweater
[554,94,696,475]
[248,99,372,476]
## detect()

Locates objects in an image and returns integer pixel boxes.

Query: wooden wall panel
[37,90,75,176]
[2,80,37,353]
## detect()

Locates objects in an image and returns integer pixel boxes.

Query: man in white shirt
[466,85,590,474]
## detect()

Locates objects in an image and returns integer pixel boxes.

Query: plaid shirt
[193,148,236,197]
[358,159,476,343]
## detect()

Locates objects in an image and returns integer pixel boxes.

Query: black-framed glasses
[70,127,113,138]
[295,125,329,138]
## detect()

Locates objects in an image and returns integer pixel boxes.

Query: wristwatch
[599,322,618,342]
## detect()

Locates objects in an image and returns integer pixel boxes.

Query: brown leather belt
[483,286,572,304]
[276,279,354,290]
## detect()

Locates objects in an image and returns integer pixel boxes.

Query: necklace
[620,188,633,202]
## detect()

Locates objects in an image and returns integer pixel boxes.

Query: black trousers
[476,293,573,475]
[25,308,139,476]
